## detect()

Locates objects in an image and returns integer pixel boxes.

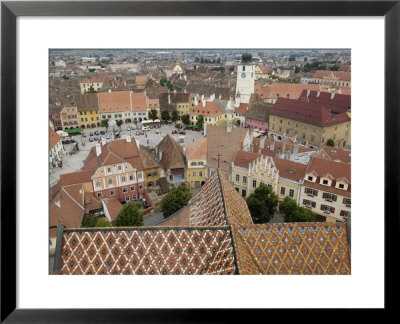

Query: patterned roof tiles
[57,226,236,275]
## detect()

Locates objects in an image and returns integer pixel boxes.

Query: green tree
[116,119,123,127]
[87,86,97,93]
[175,123,182,129]
[294,66,300,74]
[101,118,109,129]
[160,77,167,86]
[246,183,279,224]
[171,110,179,123]
[81,214,98,227]
[229,66,235,72]
[197,115,204,129]
[327,138,335,147]
[161,110,170,121]
[161,184,192,218]
[148,108,158,121]
[95,217,112,227]
[115,202,144,227]
[181,114,190,125]
[289,55,296,61]
[279,197,315,222]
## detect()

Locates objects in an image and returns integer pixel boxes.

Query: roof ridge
[215,169,229,225]
[230,226,265,274]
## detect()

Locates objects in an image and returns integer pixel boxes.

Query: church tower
[236,53,255,104]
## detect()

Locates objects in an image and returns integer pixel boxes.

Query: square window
[308,176,313,181]
[323,179,328,185]
[97,192,102,198]
[280,187,285,195]
[289,189,294,197]
[110,190,115,196]
[122,188,128,193]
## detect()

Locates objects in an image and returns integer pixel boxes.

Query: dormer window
[322,179,328,185]
[339,183,344,189]
[308,176,313,181]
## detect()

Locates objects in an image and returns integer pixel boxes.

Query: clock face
[241,73,246,78]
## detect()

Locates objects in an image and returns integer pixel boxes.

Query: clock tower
[236,53,255,104]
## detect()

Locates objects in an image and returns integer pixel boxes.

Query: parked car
[155,129,160,134]
[100,131,105,135]
[82,133,87,137]
[142,126,150,131]
[89,132,94,136]
[94,131,100,135]
[89,137,94,142]
[179,131,186,135]
[142,198,149,209]
[94,137,99,141]
[127,126,131,131]
[106,135,110,139]
[172,130,178,134]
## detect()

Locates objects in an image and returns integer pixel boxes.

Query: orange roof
[312,70,351,81]
[186,136,207,160]
[188,101,223,117]
[235,103,249,115]
[104,199,123,222]
[98,91,131,113]
[315,146,351,164]
[130,92,147,112]
[255,83,321,100]
[306,156,351,181]
[147,98,159,108]
[49,127,61,150]
[273,158,308,182]
[233,150,262,168]
[135,75,148,86]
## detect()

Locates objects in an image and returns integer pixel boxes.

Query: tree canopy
[279,197,316,222]
[161,184,192,218]
[116,119,123,127]
[161,110,170,121]
[171,110,179,122]
[197,115,204,129]
[327,138,335,147]
[246,183,279,224]
[181,114,190,125]
[115,202,144,227]
[101,118,109,128]
[148,108,158,121]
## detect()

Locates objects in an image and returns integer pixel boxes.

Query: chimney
[194,96,198,106]
[54,199,61,208]
[202,101,206,108]
[307,88,310,96]
[204,123,207,136]
[135,138,140,149]
[158,150,163,161]
[260,137,265,149]
[293,143,299,154]
[201,94,204,102]
[95,143,101,157]
[282,141,286,155]
[317,90,320,98]
[270,139,275,150]
[108,89,112,93]
[168,94,171,104]
[227,124,232,133]
[338,88,342,94]
[331,92,335,100]
[219,94,222,100]
[184,89,186,93]
[126,135,131,143]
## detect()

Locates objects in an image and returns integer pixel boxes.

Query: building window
[236,174,240,182]
[308,176,313,181]
[339,183,345,189]
[108,179,113,185]
[193,172,196,177]
[130,186,135,191]
[267,184,272,188]
[132,194,137,200]
[199,171,202,177]
[242,189,246,197]
[138,173,142,180]
[129,175,134,181]
[118,165,122,171]
[343,198,351,206]
[322,179,328,185]
[125,196,130,201]
[96,181,101,188]
[280,187,285,196]
[191,162,197,166]
[252,180,257,188]
[243,66,245,71]
[107,167,111,173]
[122,188,128,193]
[243,176,247,184]
[110,190,115,196]
[139,184,143,190]
[289,189,294,198]
[97,192,102,198]
[235,188,239,193]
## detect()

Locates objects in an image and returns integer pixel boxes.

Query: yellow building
[74,93,101,128]
[80,77,106,94]
[186,136,207,189]
[188,101,223,127]
[139,145,164,189]
[268,97,351,148]
[231,151,279,198]
[147,98,161,119]
[299,157,351,222]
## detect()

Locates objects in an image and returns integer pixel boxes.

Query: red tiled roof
[104,199,123,222]
[186,136,207,160]
[98,91,131,113]
[315,146,351,164]
[49,127,61,150]
[299,90,351,113]
[233,150,262,168]
[273,158,308,182]
[312,70,351,81]
[270,97,350,127]
[188,101,223,117]
[130,92,147,112]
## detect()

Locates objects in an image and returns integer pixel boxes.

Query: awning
[171,168,184,174]
[65,127,83,134]
[56,130,69,137]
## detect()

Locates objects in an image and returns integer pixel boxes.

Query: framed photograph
[1,0,397,321]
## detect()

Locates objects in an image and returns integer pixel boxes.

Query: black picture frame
[1,0,398,322]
